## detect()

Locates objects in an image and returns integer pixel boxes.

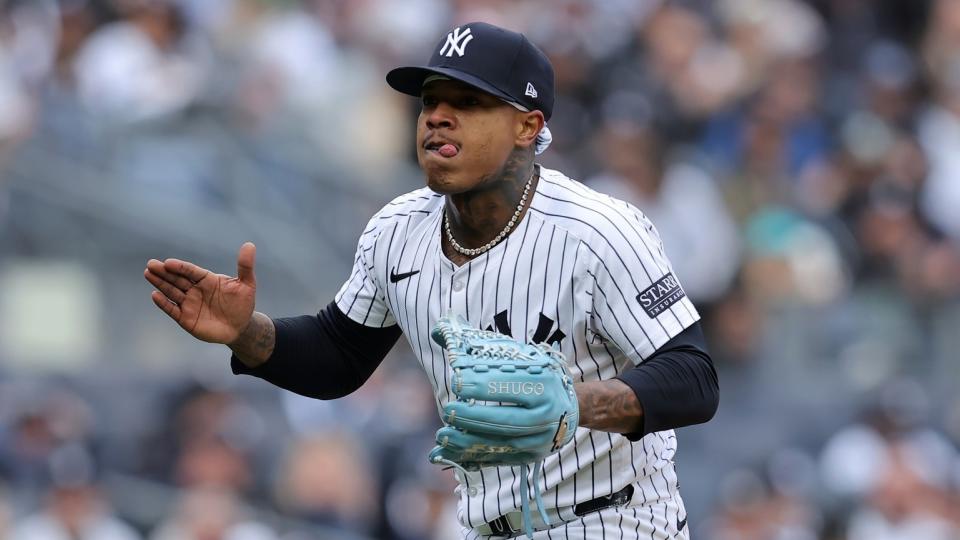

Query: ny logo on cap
[440,27,473,57]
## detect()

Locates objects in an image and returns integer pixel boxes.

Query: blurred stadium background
[0,0,959,538]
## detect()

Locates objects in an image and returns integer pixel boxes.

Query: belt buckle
[488,515,515,536]
[482,485,634,536]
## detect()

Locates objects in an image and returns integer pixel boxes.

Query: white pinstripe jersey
[335,166,699,530]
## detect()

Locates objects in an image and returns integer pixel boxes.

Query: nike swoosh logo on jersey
[389,268,420,283]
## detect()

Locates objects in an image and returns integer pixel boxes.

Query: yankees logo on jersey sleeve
[335,167,696,535]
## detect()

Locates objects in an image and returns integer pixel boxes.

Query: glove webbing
[434,458,551,539]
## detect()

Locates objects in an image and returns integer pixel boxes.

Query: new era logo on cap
[439,27,473,57]
[525,82,538,98]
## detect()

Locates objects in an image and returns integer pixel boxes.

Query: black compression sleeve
[614,321,719,440]
[230,302,402,399]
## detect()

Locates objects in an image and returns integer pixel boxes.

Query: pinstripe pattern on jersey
[334,168,697,534]
[462,493,689,539]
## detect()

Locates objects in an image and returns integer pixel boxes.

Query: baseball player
[144,22,718,539]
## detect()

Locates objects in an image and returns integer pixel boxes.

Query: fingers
[162,257,210,284]
[431,316,454,348]
[434,426,549,455]
[144,268,187,305]
[151,290,182,321]
[145,259,194,308]
[441,401,554,436]
[428,441,539,467]
[236,242,256,286]
[146,259,194,291]
[431,313,472,348]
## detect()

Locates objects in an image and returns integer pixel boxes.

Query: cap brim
[386,66,516,103]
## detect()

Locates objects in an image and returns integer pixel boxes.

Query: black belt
[485,484,635,536]
[573,484,635,515]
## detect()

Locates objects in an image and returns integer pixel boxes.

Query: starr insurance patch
[636,273,685,318]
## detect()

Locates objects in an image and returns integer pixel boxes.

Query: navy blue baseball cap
[387,22,556,121]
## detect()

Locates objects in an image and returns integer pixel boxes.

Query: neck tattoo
[444,172,535,257]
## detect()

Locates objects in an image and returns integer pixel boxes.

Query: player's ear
[515,110,544,149]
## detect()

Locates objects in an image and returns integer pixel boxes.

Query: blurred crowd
[0,0,959,539]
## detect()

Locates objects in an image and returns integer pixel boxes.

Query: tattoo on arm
[575,380,644,434]
[228,311,275,368]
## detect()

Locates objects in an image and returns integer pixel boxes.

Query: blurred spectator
[917,82,960,243]
[845,444,960,540]
[174,437,250,494]
[705,63,831,216]
[150,487,276,540]
[273,432,378,536]
[0,0,60,146]
[641,4,731,119]
[704,455,821,540]
[236,2,339,121]
[231,1,408,178]
[51,1,102,82]
[71,1,209,121]
[139,385,264,497]
[382,464,459,540]
[859,41,920,127]
[0,385,96,508]
[0,483,11,538]
[819,379,956,500]
[719,0,826,87]
[343,0,449,65]
[11,443,142,540]
[918,0,960,242]
[704,280,764,367]
[741,208,847,306]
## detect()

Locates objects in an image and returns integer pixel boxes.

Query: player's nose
[425,101,456,130]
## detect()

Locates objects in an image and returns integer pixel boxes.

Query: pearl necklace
[444,173,535,257]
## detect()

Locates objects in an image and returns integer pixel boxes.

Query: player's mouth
[423,137,461,158]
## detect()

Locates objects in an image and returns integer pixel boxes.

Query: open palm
[144,243,257,344]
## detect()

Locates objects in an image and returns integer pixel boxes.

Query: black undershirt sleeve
[230,302,402,399]
[614,321,719,440]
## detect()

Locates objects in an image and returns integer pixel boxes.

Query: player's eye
[421,95,438,108]
[459,96,481,107]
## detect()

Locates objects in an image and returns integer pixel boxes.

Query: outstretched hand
[144,242,257,345]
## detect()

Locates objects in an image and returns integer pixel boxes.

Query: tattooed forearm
[228,311,276,368]
[575,380,645,434]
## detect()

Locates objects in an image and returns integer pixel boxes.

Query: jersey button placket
[453,279,465,292]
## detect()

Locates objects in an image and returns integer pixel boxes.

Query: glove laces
[520,461,551,538]
[432,458,550,539]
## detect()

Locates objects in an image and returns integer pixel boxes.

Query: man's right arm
[229,302,402,399]
[229,311,276,368]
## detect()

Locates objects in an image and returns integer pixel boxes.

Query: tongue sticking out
[438,144,459,158]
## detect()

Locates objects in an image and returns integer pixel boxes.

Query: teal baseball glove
[428,314,579,538]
